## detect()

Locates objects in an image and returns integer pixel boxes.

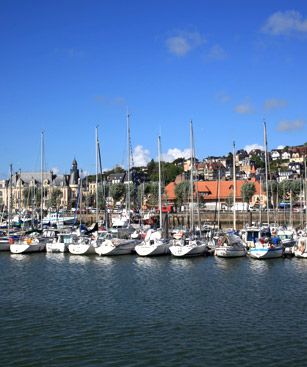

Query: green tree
[48,188,62,209]
[250,154,265,169]
[144,182,159,206]
[174,181,190,206]
[109,183,125,202]
[241,182,256,209]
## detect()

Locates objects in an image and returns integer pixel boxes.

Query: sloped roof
[165,179,261,201]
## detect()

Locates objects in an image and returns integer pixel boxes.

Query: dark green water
[0,253,307,366]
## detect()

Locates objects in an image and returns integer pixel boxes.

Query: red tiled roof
[164,179,260,201]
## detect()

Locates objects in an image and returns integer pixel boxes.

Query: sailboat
[95,114,139,256]
[215,142,247,258]
[249,121,283,259]
[68,132,99,255]
[170,120,208,257]
[10,133,48,254]
[109,112,135,237]
[135,135,170,256]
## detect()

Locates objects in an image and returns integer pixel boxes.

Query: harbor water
[1,253,307,366]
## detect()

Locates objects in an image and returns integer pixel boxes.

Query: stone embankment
[81,210,306,230]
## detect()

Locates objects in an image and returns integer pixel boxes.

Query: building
[0,159,86,210]
[164,178,265,208]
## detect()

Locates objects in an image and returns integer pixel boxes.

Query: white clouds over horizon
[166,31,206,56]
[262,10,307,36]
[161,148,191,162]
[133,145,151,167]
[277,119,305,132]
[244,144,264,153]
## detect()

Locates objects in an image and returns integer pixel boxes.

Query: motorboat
[46,232,78,253]
[214,233,247,258]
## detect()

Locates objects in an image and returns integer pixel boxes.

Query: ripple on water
[1,254,307,366]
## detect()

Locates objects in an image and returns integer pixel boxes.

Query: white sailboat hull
[46,242,68,253]
[294,250,307,258]
[68,243,96,255]
[135,241,170,256]
[249,246,283,259]
[10,242,46,254]
[169,243,207,257]
[215,246,247,258]
[95,239,137,256]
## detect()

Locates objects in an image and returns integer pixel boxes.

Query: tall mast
[18,168,21,211]
[189,120,194,234]
[8,164,13,236]
[40,131,44,229]
[126,111,131,225]
[259,174,262,226]
[305,157,307,229]
[95,126,99,223]
[263,120,270,226]
[158,135,163,231]
[233,141,236,230]
[217,168,221,229]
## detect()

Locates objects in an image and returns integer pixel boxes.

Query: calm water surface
[0,253,307,366]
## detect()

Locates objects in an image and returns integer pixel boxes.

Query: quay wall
[81,211,306,230]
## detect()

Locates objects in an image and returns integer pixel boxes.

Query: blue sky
[1,0,307,177]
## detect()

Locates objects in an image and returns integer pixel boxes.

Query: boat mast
[305,156,307,230]
[79,176,83,228]
[18,168,21,212]
[263,120,270,226]
[95,126,99,223]
[217,168,221,229]
[189,120,194,235]
[158,135,163,231]
[233,141,236,230]
[8,164,13,237]
[259,175,262,225]
[126,111,131,226]
[289,189,293,228]
[40,131,44,229]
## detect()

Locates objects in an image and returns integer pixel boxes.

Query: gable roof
[165,179,261,201]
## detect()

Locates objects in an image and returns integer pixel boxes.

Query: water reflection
[248,257,284,273]
[10,254,31,262]
[45,253,66,264]
[134,256,163,270]
[67,254,93,265]
[169,257,203,270]
[94,256,116,267]
[214,256,245,271]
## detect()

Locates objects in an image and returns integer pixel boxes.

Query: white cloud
[234,102,254,115]
[205,44,227,61]
[161,148,191,162]
[133,145,151,167]
[277,119,305,131]
[244,144,264,153]
[166,31,205,56]
[51,167,60,174]
[264,98,288,110]
[277,145,285,149]
[262,10,307,35]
